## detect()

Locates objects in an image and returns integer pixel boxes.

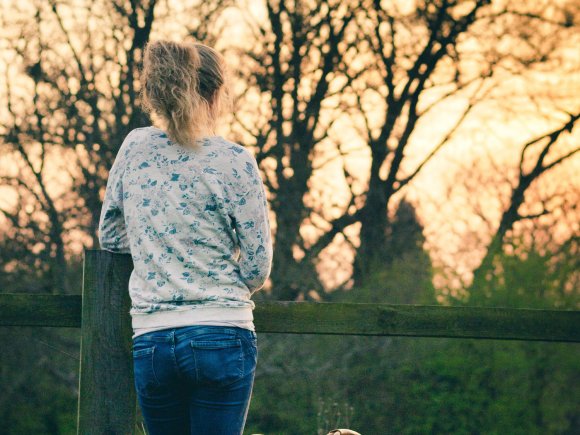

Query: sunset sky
[0,0,578,296]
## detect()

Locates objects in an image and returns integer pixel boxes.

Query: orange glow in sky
[0,0,578,295]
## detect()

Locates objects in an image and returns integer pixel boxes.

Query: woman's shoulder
[126,126,153,137]
[207,137,258,166]
[209,136,250,156]
[118,127,156,151]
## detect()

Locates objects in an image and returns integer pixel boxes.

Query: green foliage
[466,234,578,310]
[330,248,438,305]
[247,323,578,434]
[332,198,437,306]
[0,361,77,435]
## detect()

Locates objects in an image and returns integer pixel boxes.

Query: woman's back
[98,125,273,331]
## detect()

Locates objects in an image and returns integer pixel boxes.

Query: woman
[98,40,273,435]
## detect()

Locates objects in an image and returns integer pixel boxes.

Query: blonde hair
[140,40,231,149]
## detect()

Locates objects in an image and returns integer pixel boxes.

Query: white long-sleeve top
[98,126,273,337]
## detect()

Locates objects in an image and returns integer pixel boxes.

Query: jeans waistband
[132,325,256,343]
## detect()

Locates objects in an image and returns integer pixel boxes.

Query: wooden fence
[0,249,578,434]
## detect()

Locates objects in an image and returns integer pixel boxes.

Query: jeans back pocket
[190,338,244,387]
[132,345,160,396]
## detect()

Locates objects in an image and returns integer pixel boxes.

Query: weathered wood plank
[0,293,81,327]
[76,249,136,435]
[254,302,580,343]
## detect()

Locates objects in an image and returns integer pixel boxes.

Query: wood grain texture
[254,302,580,342]
[1,296,578,343]
[76,249,136,435]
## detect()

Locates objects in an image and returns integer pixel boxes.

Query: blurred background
[0,0,578,434]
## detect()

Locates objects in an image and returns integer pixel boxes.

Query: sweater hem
[131,306,254,329]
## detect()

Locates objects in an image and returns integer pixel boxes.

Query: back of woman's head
[140,40,231,149]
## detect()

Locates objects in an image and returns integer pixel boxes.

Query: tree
[329,196,436,304]
[342,0,579,288]
[0,0,159,293]
[470,113,580,293]
[425,112,580,303]
[227,0,362,300]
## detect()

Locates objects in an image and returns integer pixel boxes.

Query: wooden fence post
[77,249,136,435]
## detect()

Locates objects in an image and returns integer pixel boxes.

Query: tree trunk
[353,161,389,287]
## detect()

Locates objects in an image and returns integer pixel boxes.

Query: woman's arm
[97,130,138,254]
[229,150,274,293]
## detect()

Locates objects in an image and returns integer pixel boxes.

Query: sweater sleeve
[229,149,273,293]
[97,131,136,254]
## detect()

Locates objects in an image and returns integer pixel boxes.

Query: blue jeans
[132,325,258,435]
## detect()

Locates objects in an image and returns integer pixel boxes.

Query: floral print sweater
[98,126,273,330]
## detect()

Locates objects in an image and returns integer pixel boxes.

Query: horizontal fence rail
[0,293,82,327]
[1,294,579,343]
